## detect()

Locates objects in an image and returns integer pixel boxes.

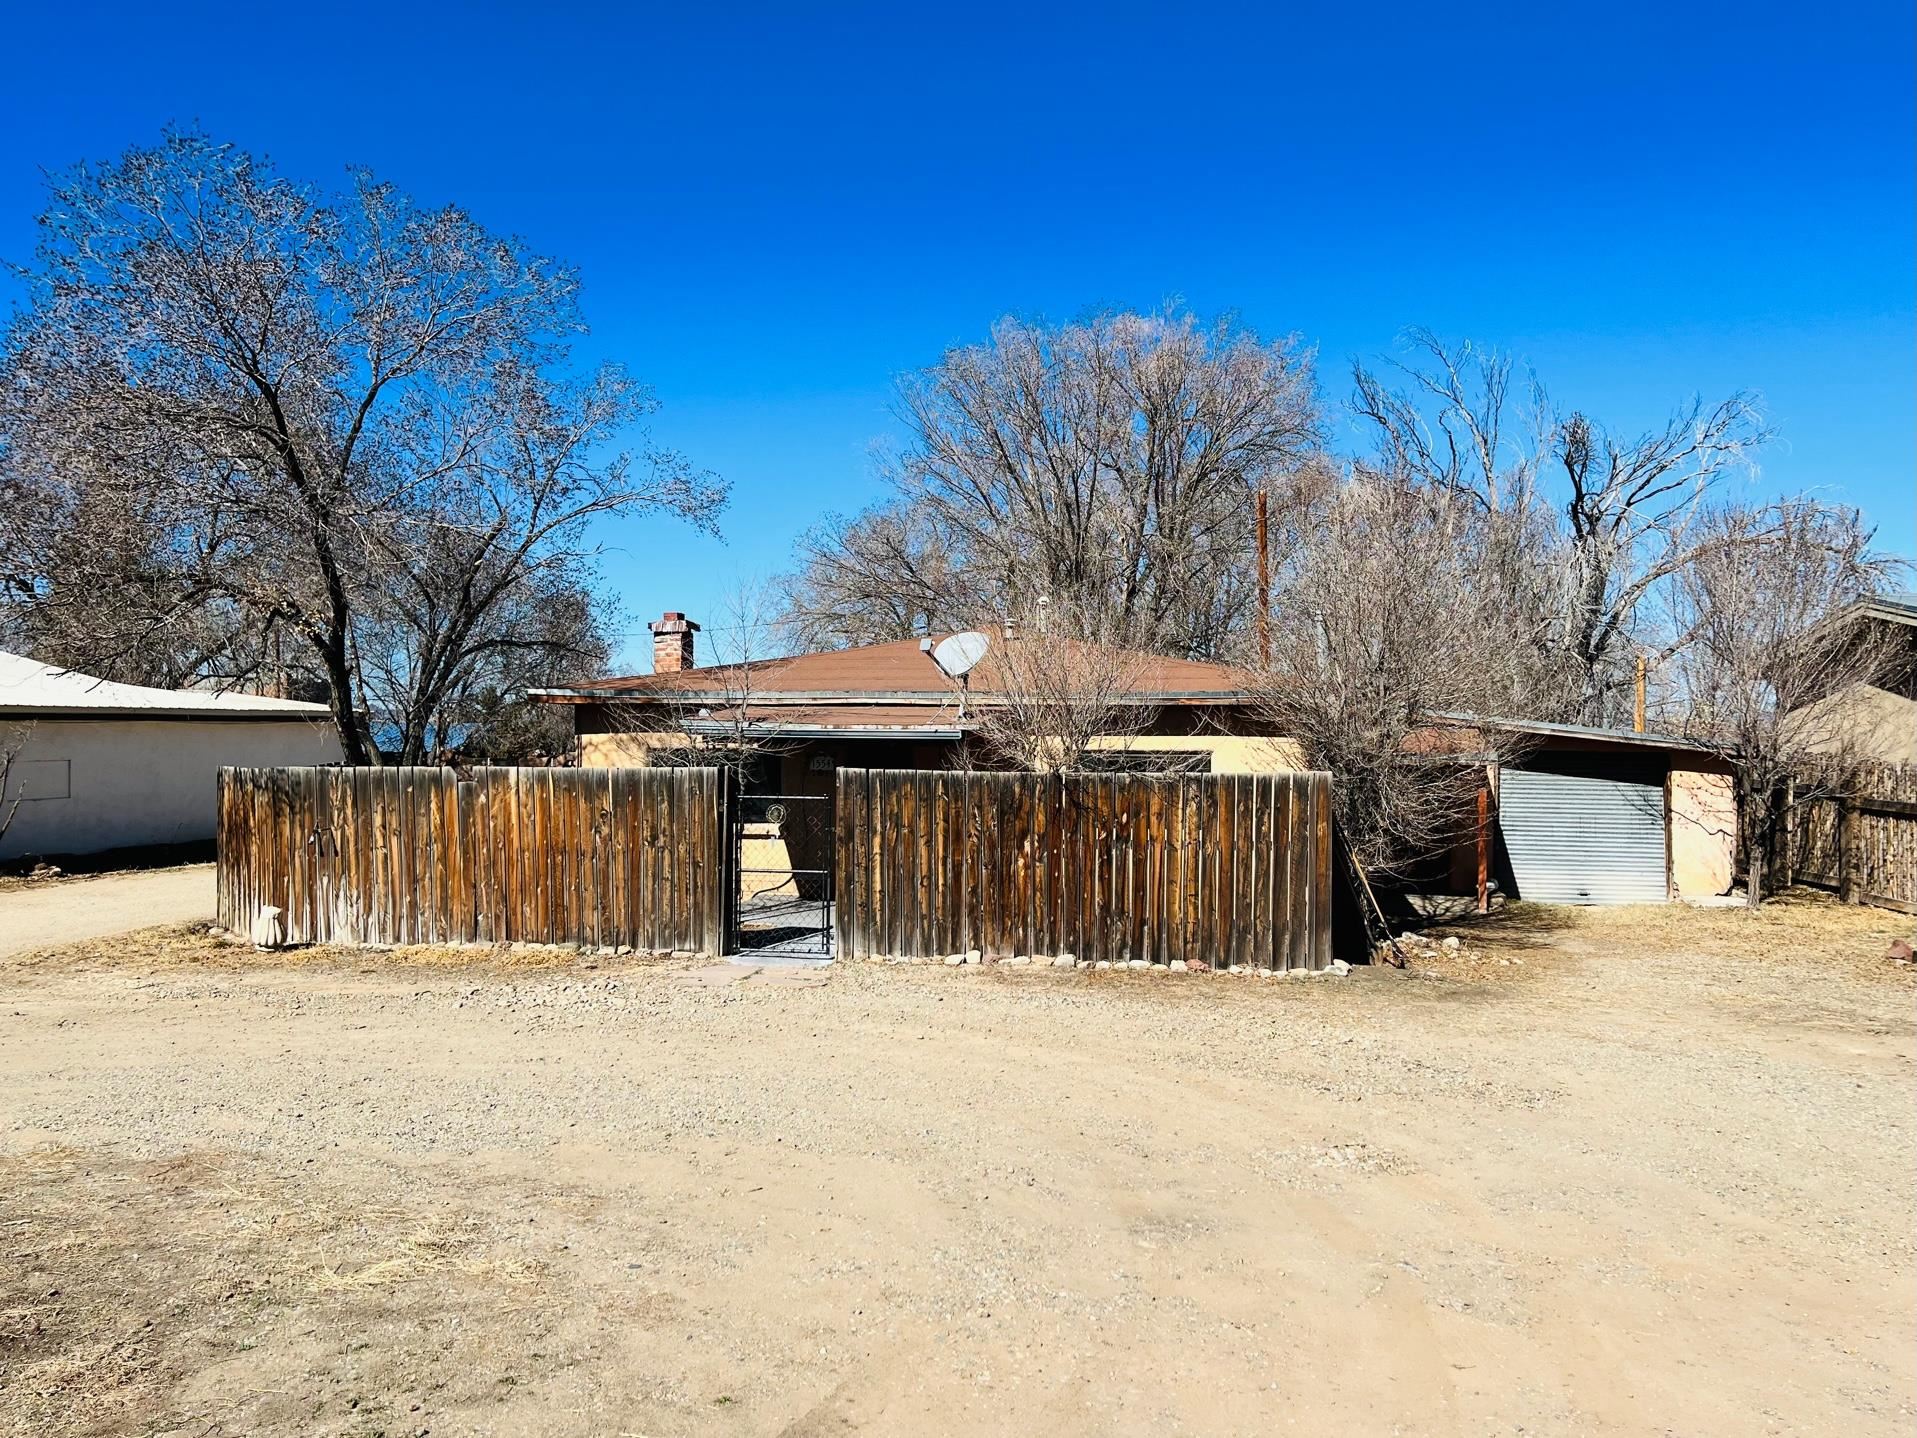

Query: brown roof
[681,703,967,734]
[534,636,1254,707]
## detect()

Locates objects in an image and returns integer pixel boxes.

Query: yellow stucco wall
[583,728,1308,774]
[1669,760,1736,899]
[579,731,692,766]
[1086,734,1306,773]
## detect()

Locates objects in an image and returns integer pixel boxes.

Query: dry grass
[0,871,80,894]
[6,919,688,977]
[10,891,1911,992]
[3,894,1912,1437]
[1415,887,1914,983]
[0,1148,547,1438]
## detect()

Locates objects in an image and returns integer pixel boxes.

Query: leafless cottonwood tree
[0,721,33,853]
[1667,501,1907,907]
[1350,330,1772,724]
[1255,474,1545,876]
[963,606,1155,773]
[0,131,721,763]
[782,309,1320,657]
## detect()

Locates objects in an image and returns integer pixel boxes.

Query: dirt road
[1,901,1912,1436]
[0,865,214,960]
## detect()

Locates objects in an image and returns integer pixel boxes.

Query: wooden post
[1838,794,1859,905]
[1633,655,1646,733]
[1780,776,1795,889]
[1475,781,1491,915]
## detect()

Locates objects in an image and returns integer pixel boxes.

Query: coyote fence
[1789,765,1917,914]
[217,765,728,950]
[835,768,1336,969]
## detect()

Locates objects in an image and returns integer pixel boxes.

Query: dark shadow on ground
[0,839,215,880]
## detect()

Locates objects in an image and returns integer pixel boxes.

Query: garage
[1,650,342,862]
[1499,755,1670,905]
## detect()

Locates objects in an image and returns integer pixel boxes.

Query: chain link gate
[730,792,835,958]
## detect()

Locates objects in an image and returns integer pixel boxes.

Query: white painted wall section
[1,719,343,860]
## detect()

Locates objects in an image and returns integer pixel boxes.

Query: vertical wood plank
[1247,776,1270,969]
[1312,770,1334,970]
[1286,771,1310,971]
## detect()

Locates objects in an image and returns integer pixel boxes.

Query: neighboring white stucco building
[0,651,343,862]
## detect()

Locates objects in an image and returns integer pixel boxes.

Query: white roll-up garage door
[1500,764,1668,904]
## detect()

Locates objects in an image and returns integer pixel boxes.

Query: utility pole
[1255,488,1271,667]
[1633,655,1647,733]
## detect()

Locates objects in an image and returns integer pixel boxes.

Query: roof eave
[1423,710,1723,755]
[0,704,334,721]
[680,719,966,740]
[532,687,1250,706]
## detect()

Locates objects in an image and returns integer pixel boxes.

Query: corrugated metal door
[1500,763,1668,904]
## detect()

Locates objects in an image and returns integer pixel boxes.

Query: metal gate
[1501,763,1668,904]
[731,792,835,957]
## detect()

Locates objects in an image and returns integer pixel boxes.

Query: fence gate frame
[726,784,837,959]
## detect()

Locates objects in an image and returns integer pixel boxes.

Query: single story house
[0,650,343,862]
[531,612,1735,905]
[1788,592,1917,766]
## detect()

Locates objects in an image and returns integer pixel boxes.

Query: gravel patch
[2,902,1912,1436]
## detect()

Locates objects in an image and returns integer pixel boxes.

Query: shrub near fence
[1790,765,1917,914]
[835,768,1336,969]
[217,765,728,950]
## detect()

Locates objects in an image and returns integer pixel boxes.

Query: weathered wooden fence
[835,768,1336,969]
[217,766,728,950]
[1789,766,1917,913]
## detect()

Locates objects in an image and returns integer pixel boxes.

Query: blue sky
[2,1,1910,670]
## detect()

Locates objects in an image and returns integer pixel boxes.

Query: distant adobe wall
[1669,759,1737,899]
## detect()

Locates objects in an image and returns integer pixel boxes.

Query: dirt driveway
[0,864,214,960]
[1,899,1912,1437]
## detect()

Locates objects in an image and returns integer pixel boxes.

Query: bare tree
[0,721,33,854]
[1349,330,1772,724]
[0,131,722,764]
[408,580,611,764]
[1254,474,1544,876]
[1668,500,1908,907]
[964,605,1154,773]
[782,308,1321,657]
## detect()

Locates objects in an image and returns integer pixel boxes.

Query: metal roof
[1857,592,1917,628]
[0,650,334,720]
[1423,711,1717,754]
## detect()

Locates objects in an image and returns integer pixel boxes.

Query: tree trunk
[317,636,371,767]
[1742,785,1769,909]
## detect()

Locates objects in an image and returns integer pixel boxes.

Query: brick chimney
[649,610,699,673]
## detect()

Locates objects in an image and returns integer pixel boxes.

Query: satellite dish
[930,631,990,679]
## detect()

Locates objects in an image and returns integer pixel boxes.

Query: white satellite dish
[928,631,991,720]
[930,631,990,679]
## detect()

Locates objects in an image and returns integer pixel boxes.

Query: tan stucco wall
[578,730,693,766]
[1669,760,1736,899]
[1086,733,1306,773]
[1,717,344,861]
[583,728,1309,775]
[1790,684,1917,765]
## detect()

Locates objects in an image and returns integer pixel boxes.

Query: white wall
[0,718,343,860]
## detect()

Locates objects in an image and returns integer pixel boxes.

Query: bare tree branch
[781,308,1321,657]
[0,130,724,764]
